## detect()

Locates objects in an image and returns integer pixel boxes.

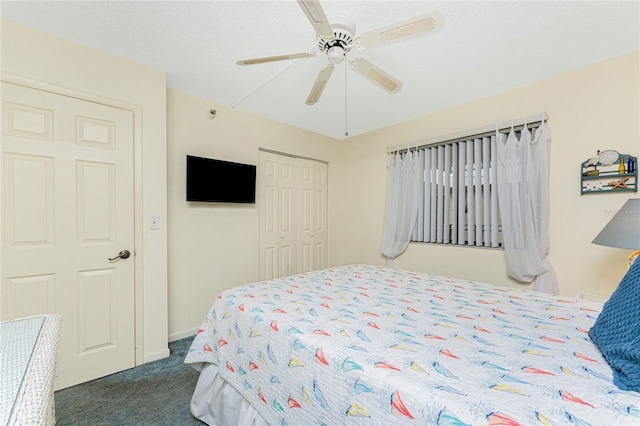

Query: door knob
[109,250,131,261]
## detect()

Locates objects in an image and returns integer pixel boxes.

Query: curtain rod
[258,147,329,164]
[387,112,548,154]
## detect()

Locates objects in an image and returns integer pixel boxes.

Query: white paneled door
[258,151,328,280]
[297,159,314,274]
[277,155,297,278]
[1,82,135,389]
[258,152,279,280]
[314,162,328,270]
[259,151,297,280]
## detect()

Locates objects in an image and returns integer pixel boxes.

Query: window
[411,134,502,247]
[384,116,546,251]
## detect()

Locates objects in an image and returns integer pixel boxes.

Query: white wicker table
[0,315,60,425]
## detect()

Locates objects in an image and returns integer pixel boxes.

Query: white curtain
[381,150,422,268]
[496,123,559,294]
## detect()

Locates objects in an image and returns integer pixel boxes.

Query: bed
[1,315,60,425]
[184,264,640,425]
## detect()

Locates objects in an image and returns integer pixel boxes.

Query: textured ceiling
[2,1,639,140]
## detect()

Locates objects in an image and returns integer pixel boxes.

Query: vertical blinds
[392,113,546,249]
[411,136,500,247]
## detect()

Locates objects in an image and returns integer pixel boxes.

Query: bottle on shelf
[628,156,635,174]
[618,157,626,174]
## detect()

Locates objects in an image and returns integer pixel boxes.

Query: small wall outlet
[149,216,160,230]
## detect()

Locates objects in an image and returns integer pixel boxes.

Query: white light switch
[149,216,160,230]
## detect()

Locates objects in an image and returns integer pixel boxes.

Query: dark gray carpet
[54,336,204,425]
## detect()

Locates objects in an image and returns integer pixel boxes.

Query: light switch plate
[149,216,160,230]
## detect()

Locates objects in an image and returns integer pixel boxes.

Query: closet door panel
[259,152,327,279]
[314,162,329,270]
[258,152,279,280]
[277,156,297,277]
[297,159,314,273]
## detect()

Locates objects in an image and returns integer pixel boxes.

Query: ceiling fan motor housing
[318,14,356,56]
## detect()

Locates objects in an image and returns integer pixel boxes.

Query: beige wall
[337,51,640,299]
[5,18,638,354]
[0,19,169,362]
[166,89,339,340]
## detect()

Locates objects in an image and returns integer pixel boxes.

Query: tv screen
[186,155,256,203]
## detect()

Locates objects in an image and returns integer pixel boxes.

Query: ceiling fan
[237,0,444,105]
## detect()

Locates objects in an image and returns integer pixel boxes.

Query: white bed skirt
[191,363,270,426]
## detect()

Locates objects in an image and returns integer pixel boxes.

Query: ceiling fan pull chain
[344,60,349,137]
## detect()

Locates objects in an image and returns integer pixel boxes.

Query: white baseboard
[142,328,198,364]
[144,348,170,363]
[169,327,199,343]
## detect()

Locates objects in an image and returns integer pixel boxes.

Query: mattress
[185,265,640,425]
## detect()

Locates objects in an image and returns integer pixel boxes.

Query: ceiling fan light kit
[237,0,444,105]
[327,46,345,65]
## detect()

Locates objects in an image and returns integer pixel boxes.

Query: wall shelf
[581,153,637,194]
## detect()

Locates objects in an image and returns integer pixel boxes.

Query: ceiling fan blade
[306,64,334,105]
[237,52,316,66]
[350,58,402,94]
[296,0,335,39]
[357,11,444,49]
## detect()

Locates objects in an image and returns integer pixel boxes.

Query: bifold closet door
[258,151,296,280]
[259,152,328,280]
[295,160,328,274]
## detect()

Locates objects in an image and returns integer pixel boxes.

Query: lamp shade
[592,198,640,250]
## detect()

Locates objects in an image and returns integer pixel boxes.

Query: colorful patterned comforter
[185,265,640,425]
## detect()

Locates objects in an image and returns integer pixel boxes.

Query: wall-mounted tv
[186,155,256,203]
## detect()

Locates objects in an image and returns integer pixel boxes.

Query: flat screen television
[186,155,256,203]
